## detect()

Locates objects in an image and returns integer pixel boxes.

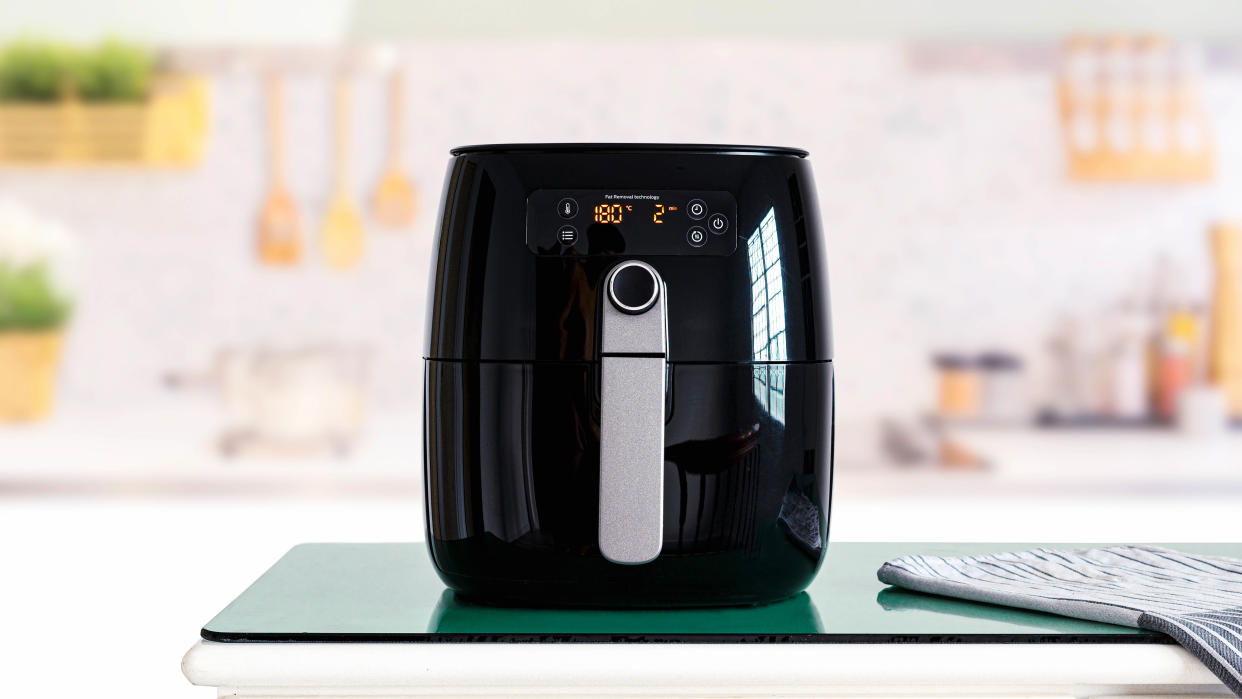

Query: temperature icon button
[556,197,579,219]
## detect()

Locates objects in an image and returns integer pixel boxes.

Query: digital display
[592,202,673,225]
[526,189,737,257]
[593,203,625,224]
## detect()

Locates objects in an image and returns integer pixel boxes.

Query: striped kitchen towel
[878,545,1242,696]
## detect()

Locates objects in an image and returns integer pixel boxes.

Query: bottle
[1156,301,1200,419]
[1135,35,1170,156]
[1104,297,1150,420]
[1100,36,1134,157]
[1207,221,1242,418]
[978,351,1027,424]
[1156,334,1191,422]
[1045,314,1091,422]
[1062,36,1098,156]
[934,353,980,420]
[1148,256,1199,421]
[1171,44,1210,159]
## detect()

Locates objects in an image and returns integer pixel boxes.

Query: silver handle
[598,260,668,565]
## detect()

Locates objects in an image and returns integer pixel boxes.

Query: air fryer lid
[425,144,832,364]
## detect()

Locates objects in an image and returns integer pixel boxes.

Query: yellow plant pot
[0,331,63,421]
[0,74,209,166]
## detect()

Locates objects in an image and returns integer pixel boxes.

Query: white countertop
[0,406,421,497]
[841,425,1242,498]
[182,640,1226,697]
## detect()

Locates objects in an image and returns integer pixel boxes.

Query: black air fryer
[424,144,833,607]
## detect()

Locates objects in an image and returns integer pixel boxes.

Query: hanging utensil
[371,68,417,229]
[320,76,365,270]
[256,74,302,266]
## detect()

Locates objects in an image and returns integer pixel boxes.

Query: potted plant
[0,38,208,165]
[0,200,76,420]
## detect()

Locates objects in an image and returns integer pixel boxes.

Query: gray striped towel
[878,545,1242,696]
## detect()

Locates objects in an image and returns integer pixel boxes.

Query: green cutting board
[202,542,1241,643]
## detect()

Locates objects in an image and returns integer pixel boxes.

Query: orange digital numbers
[593,203,624,224]
[653,204,664,224]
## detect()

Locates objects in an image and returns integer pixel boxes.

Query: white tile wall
[1,40,1240,422]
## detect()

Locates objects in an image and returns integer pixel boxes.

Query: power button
[687,226,707,248]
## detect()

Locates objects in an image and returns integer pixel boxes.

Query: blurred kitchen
[2,0,1242,696]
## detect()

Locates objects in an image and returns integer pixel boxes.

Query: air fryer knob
[608,263,659,315]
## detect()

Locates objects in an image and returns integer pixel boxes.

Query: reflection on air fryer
[749,207,789,418]
[427,589,825,636]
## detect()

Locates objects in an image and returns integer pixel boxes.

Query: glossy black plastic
[424,144,833,606]
[425,145,832,363]
[426,361,833,606]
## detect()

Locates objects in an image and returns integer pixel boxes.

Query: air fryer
[424,143,833,607]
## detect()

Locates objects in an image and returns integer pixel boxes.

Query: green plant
[0,263,73,331]
[74,40,153,102]
[0,40,73,101]
[0,38,154,103]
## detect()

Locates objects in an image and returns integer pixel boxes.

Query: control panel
[526,189,737,256]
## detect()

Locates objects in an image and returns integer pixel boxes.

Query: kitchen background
[2,1,1242,697]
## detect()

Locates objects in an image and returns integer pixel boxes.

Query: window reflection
[748,207,786,423]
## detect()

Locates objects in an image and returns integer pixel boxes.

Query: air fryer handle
[598,261,668,565]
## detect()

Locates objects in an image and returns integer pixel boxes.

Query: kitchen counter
[843,426,1242,497]
[182,542,1234,697]
[0,406,420,497]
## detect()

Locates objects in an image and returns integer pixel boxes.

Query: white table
[183,641,1228,697]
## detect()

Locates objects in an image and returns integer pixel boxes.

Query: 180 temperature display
[593,203,667,224]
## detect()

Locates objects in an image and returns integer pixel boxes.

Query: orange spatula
[372,68,417,229]
[320,76,365,270]
[256,75,302,266]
